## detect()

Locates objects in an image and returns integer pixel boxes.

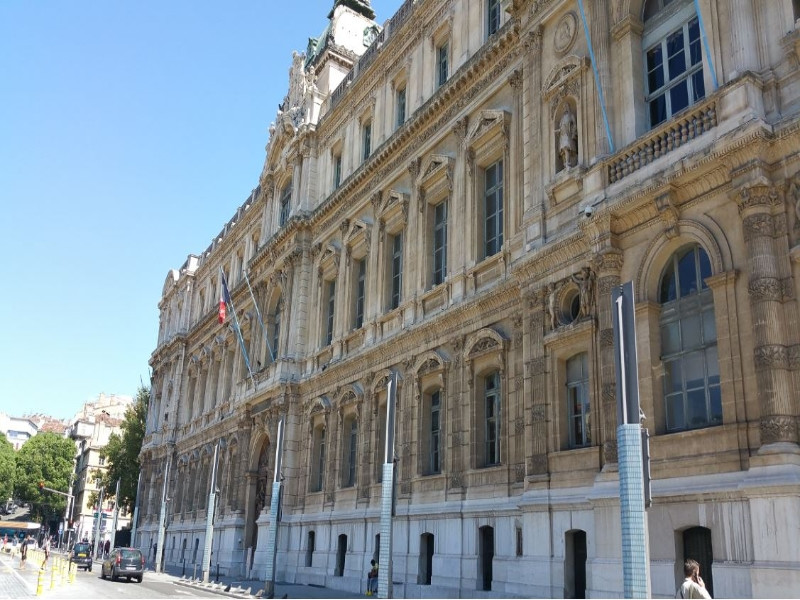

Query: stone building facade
[139,0,800,597]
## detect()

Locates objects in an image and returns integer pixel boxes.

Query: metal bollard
[36,567,45,596]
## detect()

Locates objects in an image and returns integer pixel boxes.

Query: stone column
[589,0,612,156]
[594,248,624,466]
[735,183,798,446]
[522,28,543,222]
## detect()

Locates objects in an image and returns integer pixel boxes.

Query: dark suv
[70,542,93,571]
[101,547,145,583]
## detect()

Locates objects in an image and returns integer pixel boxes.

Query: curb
[173,575,257,598]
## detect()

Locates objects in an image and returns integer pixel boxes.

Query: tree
[0,436,15,504]
[14,432,75,523]
[96,386,148,513]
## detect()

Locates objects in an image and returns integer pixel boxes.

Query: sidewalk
[153,561,358,599]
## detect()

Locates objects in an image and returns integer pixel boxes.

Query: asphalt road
[0,552,225,599]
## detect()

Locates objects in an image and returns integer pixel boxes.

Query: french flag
[218,271,231,324]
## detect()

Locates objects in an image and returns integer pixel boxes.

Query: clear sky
[0,1,403,420]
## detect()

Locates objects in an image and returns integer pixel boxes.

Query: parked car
[69,542,93,571]
[101,547,144,583]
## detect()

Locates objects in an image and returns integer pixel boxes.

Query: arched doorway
[335,534,347,576]
[565,529,586,599]
[682,527,713,597]
[248,437,271,569]
[418,533,434,585]
[478,525,494,591]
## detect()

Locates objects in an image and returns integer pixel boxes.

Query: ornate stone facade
[139,1,800,598]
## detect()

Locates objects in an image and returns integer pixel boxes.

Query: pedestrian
[19,535,29,569]
[42,536,51,567]
[104,539,111,558]
[677,558,711,599]
[366,559,378,595]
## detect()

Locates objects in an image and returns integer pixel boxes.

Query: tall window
[660,244,720,431]
[271,297,282,361]
[355,258,366,329]
[362,121,372,162]
[436,41,449,88]
[433,201,448,286]
[311,426,326,492]
[344,418,358,488]
[396,86,406,129]
[484,372,501,466]
[487,0,501,37]
[430,390,441,474]
[390,233,403,310]
[333,153,342,189]
[279,182,292,226]
[643,0,705,128]
[567,353,590,448]
[484,160,504,258]
[325,280,336,346]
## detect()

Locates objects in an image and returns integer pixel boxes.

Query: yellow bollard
[69,561,75,584]
[36,567,45,596]
[49,558,56,590]
[60,557,67,585]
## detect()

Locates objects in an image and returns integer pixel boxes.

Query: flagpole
[220,267,256,386]
[244,269,274,363]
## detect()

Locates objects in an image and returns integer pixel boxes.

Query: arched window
[642,0,705,128]
[659,244,720,431]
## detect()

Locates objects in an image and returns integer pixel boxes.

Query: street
[0,551,225,600]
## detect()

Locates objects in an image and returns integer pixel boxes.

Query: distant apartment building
[0,414,38,450]
[68,394,133,545]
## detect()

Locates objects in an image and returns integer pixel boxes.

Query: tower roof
[328,0,375,20]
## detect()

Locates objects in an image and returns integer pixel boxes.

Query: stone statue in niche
[546,282,559,331]
[557,103,578,169]
[572,266,596,317]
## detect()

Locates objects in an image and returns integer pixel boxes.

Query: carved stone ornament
[554,12,578,55]
[524,27,543,53]
[528,454,547,475]
[600,328,615,348]
[736,185,780,215]
[655,191,680,239]
[532,404,546,422]
[450,472,463,488]
[469,336,500,358]
[743,213,775,241]
[603,440,618,463]
[515,416,525,434]
[529,356,546,377]
[760,415,797,444]
[748,277,783,302]
[754,344,789,370]
[787,175,800,245]
[514,463,525,482]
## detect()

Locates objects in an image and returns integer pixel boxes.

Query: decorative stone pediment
[467,110,511,152]
[335,383,364,406]
[343,218,372,248]
[414,350,448,376]
[418,154,454,204]
[377,189,409,231]
[544,55,588,117]
[464,328,506,361]
[309,396,331,415]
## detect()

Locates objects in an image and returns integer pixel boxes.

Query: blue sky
[0,1,403,420]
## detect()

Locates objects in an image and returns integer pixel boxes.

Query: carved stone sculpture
[546,282,558,330]
[557,104,578,169]
[571,266,595,317]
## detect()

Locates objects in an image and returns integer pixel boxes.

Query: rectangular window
[355,259,366,329]
[516,527,523,557]
[484,372,500,466]
[362,121,372,162]
[432,201,448,286]
[271,298,282,360]
[333,154,342,189]
[346,420,357,487]
[645,17,704,128]
[567,353,591,448]
[437,41,449,88]
[396,87,406,129]
[487,0,501,37]
[315,428,326,492]
[390,232,403,310]
[484,160,504,258]
[430,390,441,474]
[279,183,292,226]
[325,280,336,346]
